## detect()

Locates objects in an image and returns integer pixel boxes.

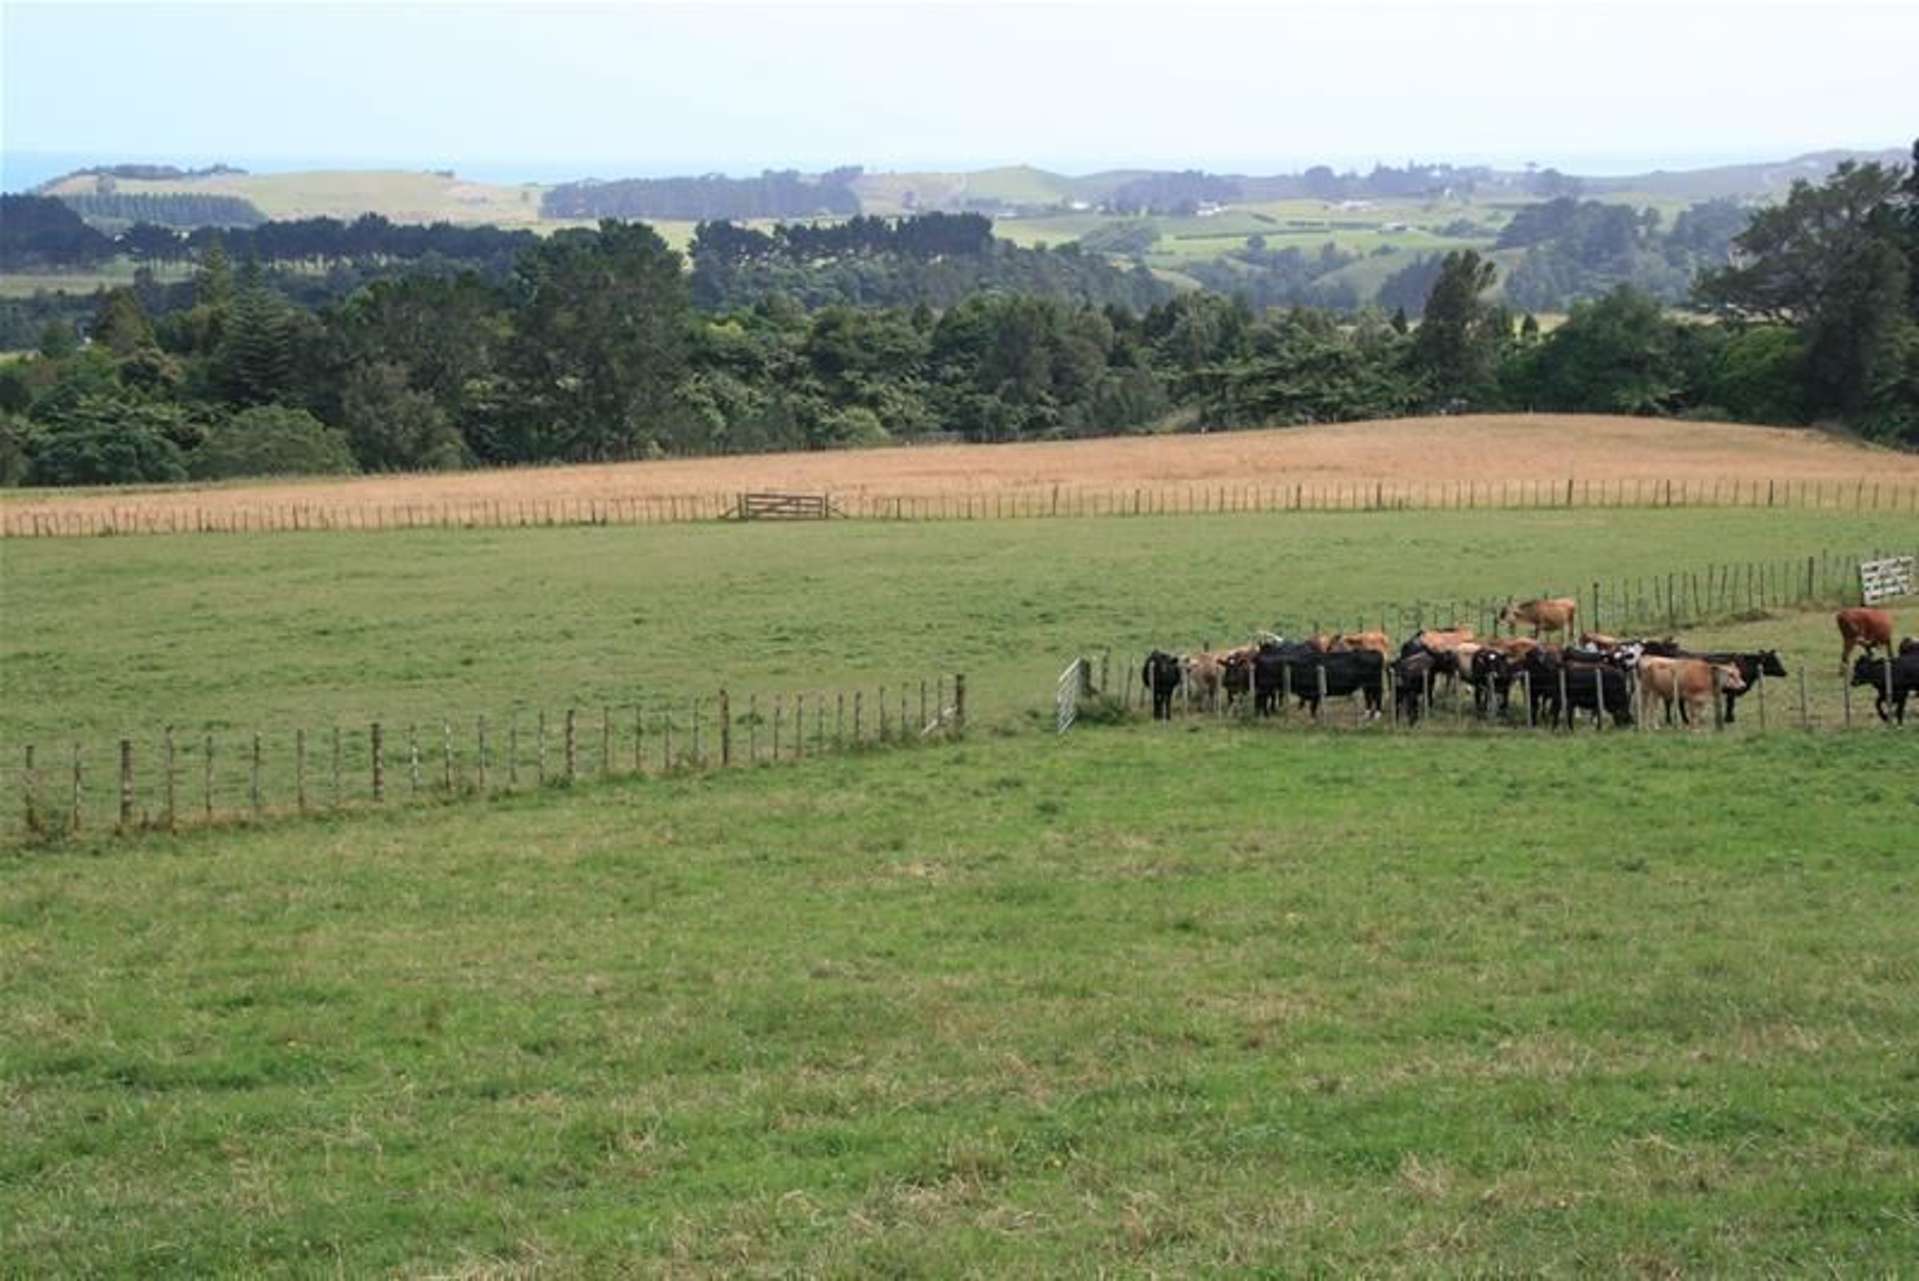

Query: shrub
[189,405,357,480]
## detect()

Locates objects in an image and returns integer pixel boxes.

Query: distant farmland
[7,416,1918,527]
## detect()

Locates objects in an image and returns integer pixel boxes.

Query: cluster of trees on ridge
[1,143,1915,486]
[542,167,864,220]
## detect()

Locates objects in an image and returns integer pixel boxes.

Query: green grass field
[5,724,1917,1274]
[5,503,1918,1273]
[3,506,1914,833]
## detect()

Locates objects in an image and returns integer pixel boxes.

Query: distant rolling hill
[30,148,1905,232]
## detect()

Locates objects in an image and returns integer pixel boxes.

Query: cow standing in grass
[1677,648,1787,724]
[1499,596,1577,641]
[1635,656,1746,727]
[1835,608,1894,675]
[1142,651,1183,721]
[1851,651,1919,724]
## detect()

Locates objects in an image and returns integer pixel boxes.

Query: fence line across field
[12,674,967,843]
[6,472,1919,538]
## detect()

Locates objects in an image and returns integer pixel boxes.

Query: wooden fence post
[442,719,454,792]
[565,708,577,783]
[855,690,864,741]
[118,739,134,832]
[372,723,385,802]
[250,732,262,817]
[23,745,38,835]
[836,692,845,747]
[294,728,305,815]
[538,710,549,784]
[1557,667,1570,734]
[720,689,732,766]
[409,725,421,794]
[954,675,967,733]
[775,695,783,759]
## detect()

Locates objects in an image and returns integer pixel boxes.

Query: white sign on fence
[1860,556,1916,605]
[1056,658,1088,735]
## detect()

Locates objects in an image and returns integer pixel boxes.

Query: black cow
[1142,650,1183,720]
[1519,649,1635,729]
[1257,647,1385,719]
[1392,650,1444,725]
[1250,642,1317,716]
[1678,649,1788,724]
[1851,652,1919,724]
[1469,647,1515,718]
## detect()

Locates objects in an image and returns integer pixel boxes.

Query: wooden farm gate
[1860,556,1915,605]
[731,492,840,521]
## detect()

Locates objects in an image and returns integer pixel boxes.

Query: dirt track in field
[8,415,1919,520]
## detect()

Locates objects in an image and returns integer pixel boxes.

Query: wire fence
[6,473,1919,538]
[10,677,965,845]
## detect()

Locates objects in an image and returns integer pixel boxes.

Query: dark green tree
[91,288,155,357]
[1696,159,1913,418]
[339,362,467,472]
[499,221,692,461]
[1505,287,1685,415]
[190,404,357,479]
[23,396,192,485]
[212,258,293,405]
[1410,249,1502,404]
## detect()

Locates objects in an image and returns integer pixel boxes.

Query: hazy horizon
[5,2,1913,194]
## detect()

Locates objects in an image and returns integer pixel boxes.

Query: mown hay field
[8,415,1919,524]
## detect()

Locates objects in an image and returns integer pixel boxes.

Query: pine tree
[214,257,291,405]
[91,288,154,357]
[194,236,233,311]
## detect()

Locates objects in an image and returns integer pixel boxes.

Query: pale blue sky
[4,1,1913,189]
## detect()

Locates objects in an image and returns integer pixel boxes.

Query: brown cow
[1579,631,1621,652]
[1409,627,1476,654]
[1183,652,1226,712]
[1835,608,1894,674]
[1482,636,1541,662]
[1330,630,1391,657]
[1499,596,1577,640]
[1636,656,1746,727]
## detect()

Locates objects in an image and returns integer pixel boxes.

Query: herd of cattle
[1140,601,1918,728]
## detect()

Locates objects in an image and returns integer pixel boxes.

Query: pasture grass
[4,507,1914,758]
[3,724,1916,1275]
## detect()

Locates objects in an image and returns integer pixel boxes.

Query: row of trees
[542,168,863,220]
[1,196,539,270]
[3,144,1915,486]
[56,192,266,230]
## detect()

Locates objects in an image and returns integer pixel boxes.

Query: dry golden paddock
[8,415,1919,523]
